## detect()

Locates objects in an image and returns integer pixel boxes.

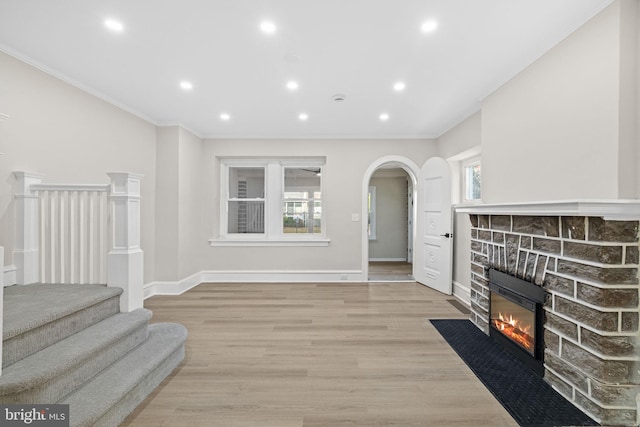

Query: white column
[13,171,44,285]
[107,172,144,312]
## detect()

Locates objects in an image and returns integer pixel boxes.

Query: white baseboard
[144,270,366,298]
[143,271,203,298]
[368,258,407,262]
[452,280,471,305]
[3,265,16,287]
[202,270,365,283]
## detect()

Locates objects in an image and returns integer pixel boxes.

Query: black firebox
[488,269,546,375]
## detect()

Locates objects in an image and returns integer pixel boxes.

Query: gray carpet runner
[0,283,187,426]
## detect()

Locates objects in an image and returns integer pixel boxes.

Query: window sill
[457,199,483,205]
[209,237,330,247]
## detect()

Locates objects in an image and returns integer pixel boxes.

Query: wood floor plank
[121,282,518,427]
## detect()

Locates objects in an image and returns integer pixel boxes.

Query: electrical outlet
[351,213,360,222]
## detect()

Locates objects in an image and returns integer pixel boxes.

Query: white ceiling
[0,0,613,139]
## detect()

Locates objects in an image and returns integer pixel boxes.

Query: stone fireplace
[458,202,640,426]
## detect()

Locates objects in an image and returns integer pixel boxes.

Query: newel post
[107,172,144,312]
[13,171,44,285]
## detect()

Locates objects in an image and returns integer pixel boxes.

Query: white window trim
[368,186,377,240]
[210,157,329,247]
[461,156,482,204]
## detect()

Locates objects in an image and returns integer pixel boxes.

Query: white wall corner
[452,280,471,305]
[144,271,204,298]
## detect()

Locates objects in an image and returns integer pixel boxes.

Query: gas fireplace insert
[488,269,546,375]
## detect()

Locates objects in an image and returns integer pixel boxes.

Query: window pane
[464,163,481,200]
[228,167,265,233]
[229,167,264,199]
[228,201,264,233]
[283,167,321,234]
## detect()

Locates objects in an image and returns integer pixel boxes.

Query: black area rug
[430,319,599,427]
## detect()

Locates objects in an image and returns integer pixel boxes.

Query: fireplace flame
[492,312,534,352]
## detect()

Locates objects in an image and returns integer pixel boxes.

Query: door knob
[440,233,453,238]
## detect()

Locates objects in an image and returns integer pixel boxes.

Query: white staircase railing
[32,184,110,285]
[13,171,144,313]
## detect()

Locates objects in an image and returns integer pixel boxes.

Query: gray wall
[0,47,438,284]
[436,0,639,304]
[481,1,636,202]
[369,169,409,261]
[202,139,436,272]
[154,126,205,282]
[0,50,158,283]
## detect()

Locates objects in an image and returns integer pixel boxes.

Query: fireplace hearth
[488,269,545,375]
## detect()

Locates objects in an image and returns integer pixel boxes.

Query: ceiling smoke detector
[333,94,346,102]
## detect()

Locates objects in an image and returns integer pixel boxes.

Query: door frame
[361,156,420,281]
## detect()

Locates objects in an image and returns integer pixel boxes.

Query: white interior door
[413,157,453,294]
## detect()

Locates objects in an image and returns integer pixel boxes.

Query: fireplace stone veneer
[468,213,640,426]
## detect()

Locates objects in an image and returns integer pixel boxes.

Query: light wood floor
[368,261,413,282]
[122,282,518,427]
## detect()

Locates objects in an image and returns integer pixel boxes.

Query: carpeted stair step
[0,308,153,404]
[3,283,123,368]
[62,322,187,427]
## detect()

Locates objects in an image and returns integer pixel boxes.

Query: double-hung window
[213,158,328,246]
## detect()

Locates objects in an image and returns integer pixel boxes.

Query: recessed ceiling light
[260,21,277,34]
[393,82,406,92]
[421,19,438,33]
[220,113,231,121]
[298,113,308,121]
[179,81,193,91]
[104,19,124,33]
[286,81,299,91]
[379,113,390,121]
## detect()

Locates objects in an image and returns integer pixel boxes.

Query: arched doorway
[362,156,453,294]
[361,156,420,282]
[367,167,413,281]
